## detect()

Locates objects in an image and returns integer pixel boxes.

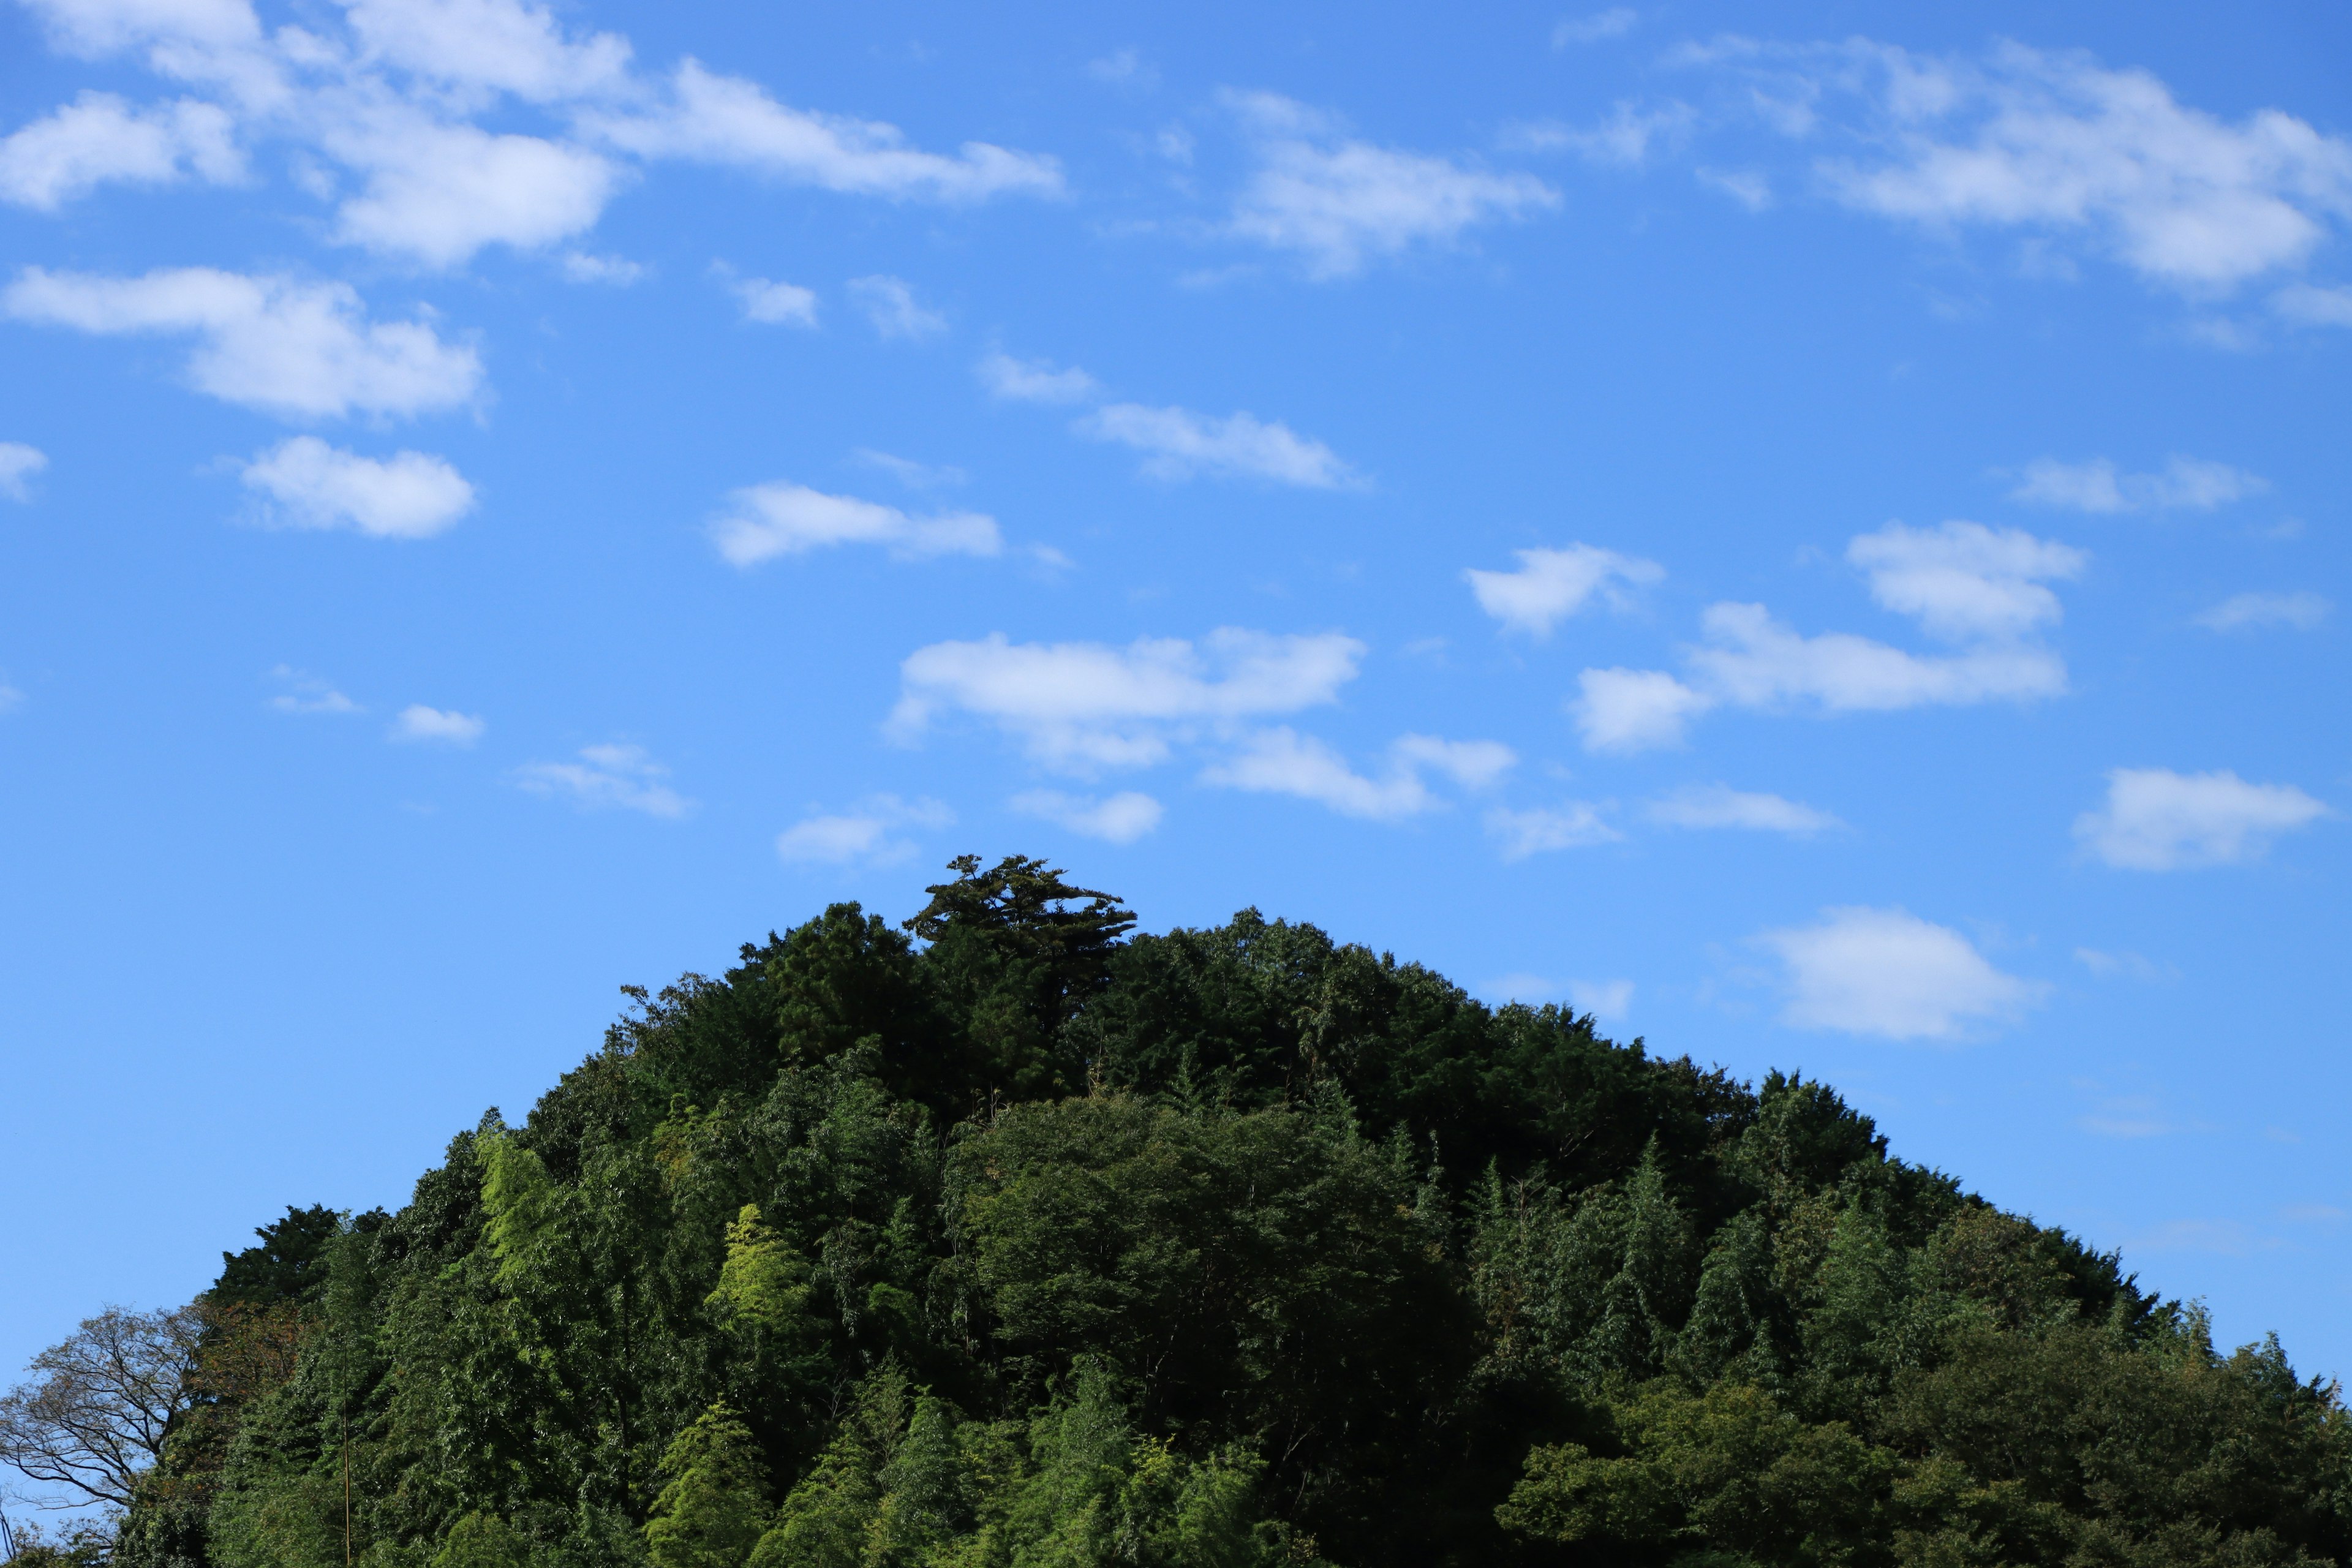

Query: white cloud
[710,483,998,565]
[2074,947,2169,982]
[729,274,818,326]
[4,267,482,419]
[18,0,262,58]
[1554,8,1638,47]
[1847,519,2086,641]
[330,122,617,268]
[339,0,633,102]
[2195,590,2331,631]
[2074,767,2328,870]
[1790,41,2352,290]
[389,704,484,744]
[1697,167,1773,209]
[2274,282,2352,326]
[560,251,644,284]
[589,61,1063,202]
[0,681,20,715]
[1202,728,1514,820]
[2010,455,2268,513]
[1646,785,1841,834]
[775,794,952,866]
[1567,978,1634,1020]
[1009,789,1164,843]
[1079,403,1357,488]
[1487,801,1619,860]
[1225,91,1559,277]
[514,743,691,818]
[1466,543,1662,636]
[848,274,944,339]
[1085,49,1148,86]
[0,443,48,501]
[1758,905,2041,1040]
[241,437,476,538]
[1506,101,1694,168]
[850,449,965,489]
[891,627,1365,772]
[977,351,1099,404]
[1685,601,2069,712]
[268,665,358,715]
[0,91,240,208]
[1571,668,1714,752]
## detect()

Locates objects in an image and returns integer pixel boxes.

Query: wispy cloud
[0,90,241,209]
[1646,785,1841,834]
[1487,801,1619,860]
[0,442,47,501]
[776,795,952,866]
[1553,9,1638,47]
[1009,789,1164,843]
[725,271,818,326]
[268,665,359,716]
[389,704,484,745]
[515,744,692,818]
[976,351,1099,404]
[2010,456,2268,513]
[2075,767,2328,870]
[2193,591,2330,632]
[711,483,999,565]
[1078,403,1357,488]
[1202,728,1513,820]
[1223,91,1558,277]
[848,274,945,339]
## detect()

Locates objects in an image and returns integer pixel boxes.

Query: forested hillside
[9,858,2346,1568]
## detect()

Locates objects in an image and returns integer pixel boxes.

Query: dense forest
[5,857,2345,1568]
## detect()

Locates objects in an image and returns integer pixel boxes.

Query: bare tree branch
[0,1307,204,1510]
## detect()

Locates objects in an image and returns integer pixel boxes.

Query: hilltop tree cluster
[7,856,2345,1568]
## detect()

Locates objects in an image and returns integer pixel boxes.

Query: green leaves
[645,1408,771,1568]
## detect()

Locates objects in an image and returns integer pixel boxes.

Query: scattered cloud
[1646,785,1841,834]
[1757,905,2043,1040]
[2080,1093,2171,1139]
[514,743,691,818]
[1223,91,1559,277]
[0,91,240,209]
[711,483,999,565]
[775,794,952,866]
[1554,9,1638,47]
[1696,167,1772,209]
[1572,668,1714,753]
[1849,519,2086,641]
[389,704,484,745]
[2010,456,2268,513]
[560,251,645,284]
[2075,767,2328,870]
[241,438,476,538]
[1506,102,1694,168]
[269,666,359,716]
[977,351,1099,404]
[728,274,818,326]
[1010,789,1164,843]
[1466,543,1662,636]
[2274,282,2352,327]
[890,627,1365,773]
[850,450,965,489]
[1567,978,1634,1020]
[1686,601,2071,711]
[2194,590,2330,631]
[1487,801,1619,859]
[1079,403,1357,488]
[330,122,617,269]
[1202,728,1514,820]
[848,274,946,339]
[1705,40,2352,292]
[0,442,48,501]
[584,60,1063,202]
[2074,947,2171,982]
[1085,49,1153,87]
[4,268,483,420]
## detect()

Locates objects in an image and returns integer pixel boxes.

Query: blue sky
[2,0,2350,1447]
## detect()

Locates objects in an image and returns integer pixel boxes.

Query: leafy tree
[644,1408,769,1568]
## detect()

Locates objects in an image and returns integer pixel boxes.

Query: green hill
[83,858,2352,1568]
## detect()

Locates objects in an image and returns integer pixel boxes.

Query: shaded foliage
[5,856,2327,1568]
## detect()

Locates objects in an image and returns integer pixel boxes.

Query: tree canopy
[10,857,2345,1568]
